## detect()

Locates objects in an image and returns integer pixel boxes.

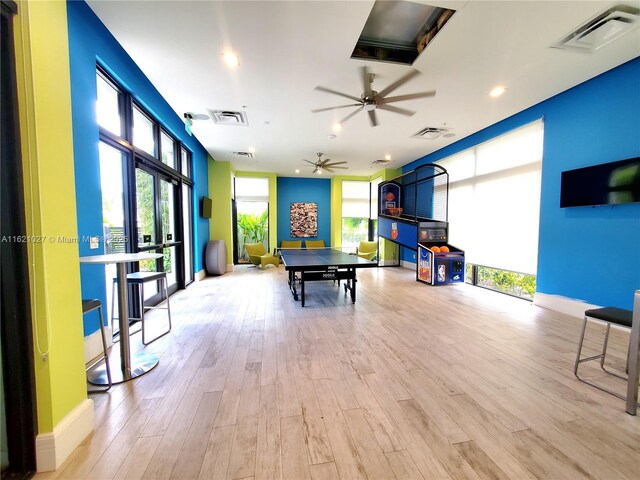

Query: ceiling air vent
[209,109,249,126]
[411,127,448,140]
[552,4,640,53]
[232,151,254,159]
[371,159,393,165]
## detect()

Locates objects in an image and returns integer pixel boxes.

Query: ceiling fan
[303,153,348,174]
[312,66,436,127]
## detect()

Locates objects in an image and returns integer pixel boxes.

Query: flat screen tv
[560,157,640,208]
[201,196,212,218]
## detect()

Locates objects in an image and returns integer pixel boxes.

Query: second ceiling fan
[303,153,348,174]
[312,66,435,127]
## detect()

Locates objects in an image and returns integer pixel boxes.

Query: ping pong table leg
[301,276,305,307]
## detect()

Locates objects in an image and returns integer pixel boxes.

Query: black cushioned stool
[112,271,172,345]
[574,306,638,403]
[82,299,112,392]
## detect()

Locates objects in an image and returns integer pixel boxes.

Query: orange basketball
[440,246,450,252]
[431,246,441,253]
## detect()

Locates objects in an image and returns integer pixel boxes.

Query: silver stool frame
[83,299,112,392]
[574,308,639,405]
[111,272,172,345]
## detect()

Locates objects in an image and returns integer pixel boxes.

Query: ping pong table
[279,248,377,306]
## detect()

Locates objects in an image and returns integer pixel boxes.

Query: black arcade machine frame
[377,163,465,285]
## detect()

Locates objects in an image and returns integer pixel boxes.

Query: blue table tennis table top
[279,248,377,269]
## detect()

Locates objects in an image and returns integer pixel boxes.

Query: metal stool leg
[141,276,172,345]
[110,278,117,335]
[87,303,112,393]
[574,315,589,376]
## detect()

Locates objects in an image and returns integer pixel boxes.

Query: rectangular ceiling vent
[411,127,448,140]
[232,151,254,159]
[371,159,393,165]
[552,4,640,53]
[209,109,249,126]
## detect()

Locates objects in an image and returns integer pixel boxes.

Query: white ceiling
[86,0,640,178]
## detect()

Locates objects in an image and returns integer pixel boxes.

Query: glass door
[135,165,181,304]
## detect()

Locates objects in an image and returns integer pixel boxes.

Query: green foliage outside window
[466,263,536,300]
[237,210,268,262]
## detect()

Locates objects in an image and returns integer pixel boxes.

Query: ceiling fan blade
[383,91,436,103]
[377,69,421,98]
[378,104,415,116]
[368,109,378,127]
[303,159,317,165]
[319,158,332,166]
[324,161,348,166]
[338,107,363,125]
[360,66,372,97]
[325,166,349,170]
[315,86,362,103]
[311,103,362,113]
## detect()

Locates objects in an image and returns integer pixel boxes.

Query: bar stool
[82,299,112,392]
[111,271,172,345]
[574,306,638,404]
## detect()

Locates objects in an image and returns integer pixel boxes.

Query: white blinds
[235,177,269,202]
[438,120,543,274]
[342,181,370,218]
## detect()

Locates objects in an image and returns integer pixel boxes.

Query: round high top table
[80,252,162,384]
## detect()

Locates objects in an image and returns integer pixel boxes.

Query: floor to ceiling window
[234,177,270,264]
[95,67,194,333]
[341,180,371,252]
[438,120,543,299]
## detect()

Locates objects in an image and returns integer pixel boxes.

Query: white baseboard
[533,292,601,319]
[226,264,234,272]
[195,269,206,281]
[84,327,113,364]
[378,259,401,267]
[401,260,416,269]
[36,399,94,472]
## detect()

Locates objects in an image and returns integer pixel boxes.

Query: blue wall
[402,58,640,309]
[67,1,209,335]
[276,178,331,246]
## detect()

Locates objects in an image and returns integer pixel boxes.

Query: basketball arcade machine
[378,164,465,285]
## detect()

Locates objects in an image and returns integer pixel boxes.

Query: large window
[438,120,543,298]
[235,177,270,263]
[341,180,370,250]
[95,67,196,319]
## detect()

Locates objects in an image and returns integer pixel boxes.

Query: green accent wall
[14,0,87,432]
[208,159,234,266]
[330,175,370,248]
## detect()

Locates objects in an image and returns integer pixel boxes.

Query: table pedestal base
[87,352,159,385]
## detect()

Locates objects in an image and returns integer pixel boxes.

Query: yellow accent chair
[357,241,378,261]
[280,240,302,249]
[245,243,279,269]
[305,240,325,249]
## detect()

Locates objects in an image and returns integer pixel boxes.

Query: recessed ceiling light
[248,146,256,153]
[295,169,300,174]
[333,123,342,132]
[384,154,391,161]
[489,86,507,97]
[222,52,240,67]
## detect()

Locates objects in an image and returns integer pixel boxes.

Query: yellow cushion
[357,241,378,261]
[305,240,325,249]
[281,240,302,249]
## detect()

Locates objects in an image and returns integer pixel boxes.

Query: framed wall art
[290,202,318,237]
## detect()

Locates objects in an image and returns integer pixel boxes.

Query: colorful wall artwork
[290,202,318,237]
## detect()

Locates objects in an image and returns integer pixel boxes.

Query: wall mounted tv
[201,196,212,218]
[560,157,640,208]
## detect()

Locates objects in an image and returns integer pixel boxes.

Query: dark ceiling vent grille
[209,110,249,126]
[371,159,393,165]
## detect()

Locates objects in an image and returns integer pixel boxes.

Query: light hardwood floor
[38,265,639,480]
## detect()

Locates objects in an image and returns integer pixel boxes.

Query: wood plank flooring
[37,265,640,479]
